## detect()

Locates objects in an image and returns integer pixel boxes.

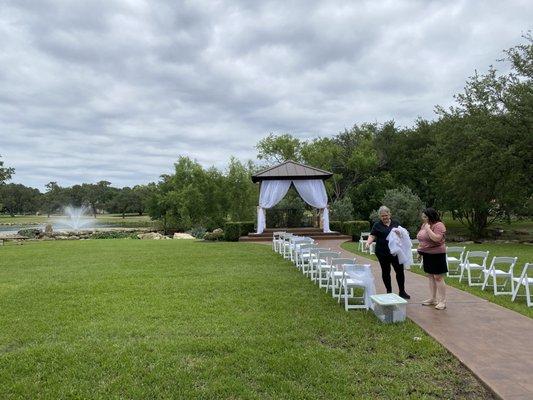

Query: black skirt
[419,252,448,275]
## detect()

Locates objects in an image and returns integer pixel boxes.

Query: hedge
[329,221,343,233]
[223,221,255,241]
[341,220,370,240]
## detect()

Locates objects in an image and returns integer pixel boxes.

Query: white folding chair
[295,242,316,271]
[338,263,372,311]
[369,242,376,255]
[316,251,340,288]
[359,232,370,252]
[307,247,331,280]
[328,258,356,298]
[272,231,285,253]
[482,256,518,295]
[512,263,533,307]
[446,246,466,278]
[460,251,490,286]
[411,239,421,268]
[291,237,313,264]
[281,234,295,259]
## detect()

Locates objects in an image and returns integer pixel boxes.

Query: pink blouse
[417,222,446,254]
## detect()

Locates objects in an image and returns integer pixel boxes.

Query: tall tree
[434,35,533,237]
[0,184,41,216]
[0,155,14,185]
[256,133,303,165]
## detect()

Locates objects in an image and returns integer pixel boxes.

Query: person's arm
[425,222,445,242]
[365,234,375,249]
[365,224,378,249]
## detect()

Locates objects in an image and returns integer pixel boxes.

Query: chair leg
[344,283,349,311]
[482,272,489,290]
[512,281,520,301]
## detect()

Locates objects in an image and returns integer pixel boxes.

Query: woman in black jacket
[365,205,410,299]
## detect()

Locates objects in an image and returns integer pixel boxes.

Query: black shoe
[399,292,411,299]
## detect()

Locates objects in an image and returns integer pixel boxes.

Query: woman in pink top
[417,208,448,310]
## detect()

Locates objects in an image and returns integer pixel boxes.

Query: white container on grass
[370,293,407,323]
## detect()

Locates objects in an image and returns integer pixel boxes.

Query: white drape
[346,264,376,309]
[292,180,331,232]
[256,180,292,233]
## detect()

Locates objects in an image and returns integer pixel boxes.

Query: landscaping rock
[137,232,167,240]
[173,233,195,240]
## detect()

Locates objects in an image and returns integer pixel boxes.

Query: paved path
[315,239,533,400]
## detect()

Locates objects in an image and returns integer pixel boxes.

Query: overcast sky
[1,0,531,190]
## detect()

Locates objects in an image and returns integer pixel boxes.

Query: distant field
[0,214,157,228]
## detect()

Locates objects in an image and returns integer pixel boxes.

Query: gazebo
[251,160,333,234]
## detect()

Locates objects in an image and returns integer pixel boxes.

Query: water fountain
[54,205,95,232]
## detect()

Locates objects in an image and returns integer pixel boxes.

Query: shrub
[17,228,41,238]
[90,231,139,239]
[189,226,207,239]
[204,228,224,241]
[329,220,343,233]
[223,221,255,241]
[331,197,354,222]
[371,186,424,237]
[342,220,370,240]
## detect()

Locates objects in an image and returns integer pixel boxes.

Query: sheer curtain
[256,180,292,233]
[292,180,331,232]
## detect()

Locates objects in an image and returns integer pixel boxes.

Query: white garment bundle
[386,226,413,267]
[346,264,376,309]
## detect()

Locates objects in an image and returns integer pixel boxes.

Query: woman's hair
[378,205,391,215]
[423,207,441,224]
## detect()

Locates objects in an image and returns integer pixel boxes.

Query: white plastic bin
[370,293,407,323]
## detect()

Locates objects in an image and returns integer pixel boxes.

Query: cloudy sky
[1,0,531,190]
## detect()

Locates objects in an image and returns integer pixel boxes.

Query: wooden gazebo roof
[251,160,333,183]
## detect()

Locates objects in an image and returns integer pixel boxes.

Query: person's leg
[435,274,447,309]
[391,256,408,297]
[422,275,438,305]
[377,255,392,293]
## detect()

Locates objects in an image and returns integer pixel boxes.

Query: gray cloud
[0,0,531,190]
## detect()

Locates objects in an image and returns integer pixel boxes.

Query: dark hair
[423,208,441,224]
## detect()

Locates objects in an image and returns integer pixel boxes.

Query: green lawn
[441,215,533,240]
[342,242,533,318]
[0,240,492,399]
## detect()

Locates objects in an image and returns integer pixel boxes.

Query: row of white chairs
[444,247,532,306]
[272,231,374,311]
[358,232,532,307]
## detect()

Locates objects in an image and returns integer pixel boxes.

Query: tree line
[1,35,531,237]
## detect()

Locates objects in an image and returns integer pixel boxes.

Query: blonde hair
[378,205,391,215]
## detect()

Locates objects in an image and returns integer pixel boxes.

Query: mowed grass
[342,242,533,318]
[0,240,492,399]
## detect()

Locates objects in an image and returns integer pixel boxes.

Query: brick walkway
[315,239,533,400]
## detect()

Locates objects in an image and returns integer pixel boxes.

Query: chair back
[465,250,489,267]
[446,246,466,259]
[360,232,371,240]
[331,258,356,270]
[344,263,371,275]
[518,263,533,280]
[490,256,518,272]
[317,251,341,264]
